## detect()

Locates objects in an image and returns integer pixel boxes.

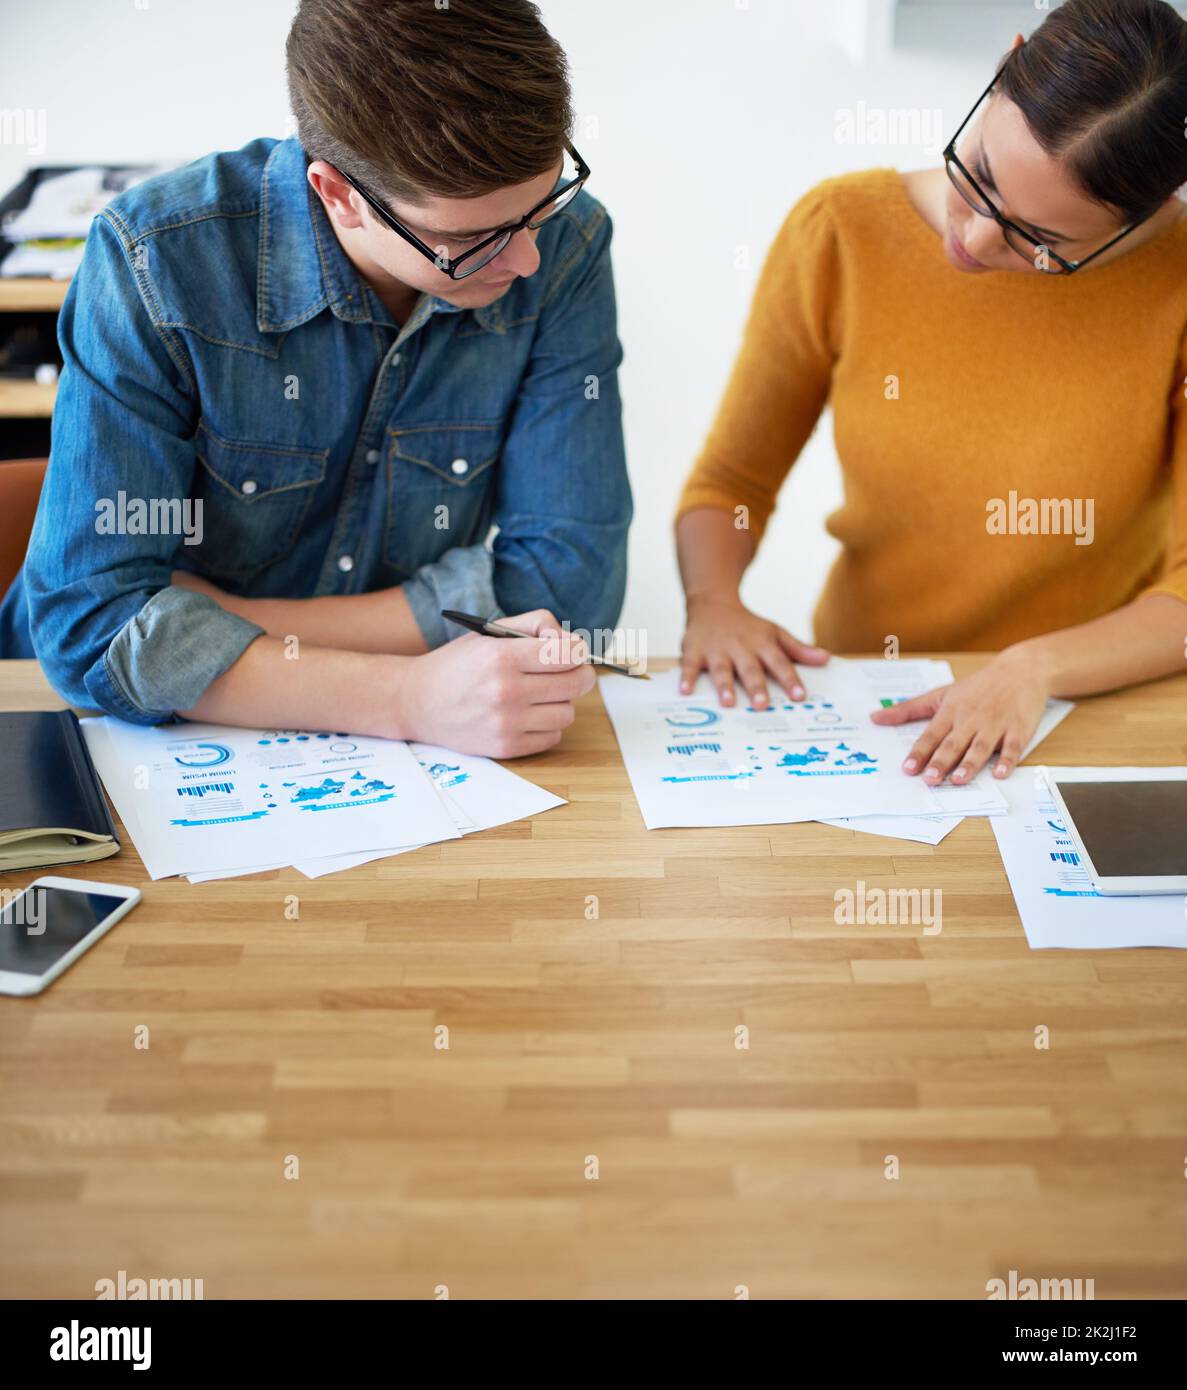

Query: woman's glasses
[943,69,1151,275]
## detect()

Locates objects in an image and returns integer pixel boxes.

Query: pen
[441,609,649,679]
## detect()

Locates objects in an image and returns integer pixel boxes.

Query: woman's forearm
[1010,592,1187,698]
[676,506,759,603]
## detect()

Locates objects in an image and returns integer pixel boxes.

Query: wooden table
[2,656,1186,1300]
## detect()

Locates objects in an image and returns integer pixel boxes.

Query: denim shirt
[0,137,631,723]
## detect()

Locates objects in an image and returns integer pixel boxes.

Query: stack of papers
[79,720,563,881]
[992,769,1187,949]
[599,658,1072,839]
[2,164,175,279]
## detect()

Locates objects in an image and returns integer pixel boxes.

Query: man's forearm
[175,575,429,656]
[180,634,415,739]
[1010,592,1187,698]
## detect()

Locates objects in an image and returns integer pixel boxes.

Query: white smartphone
[0,876,141,996]
[1046,769,1187,896]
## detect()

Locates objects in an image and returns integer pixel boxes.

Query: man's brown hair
[286,0,573,205]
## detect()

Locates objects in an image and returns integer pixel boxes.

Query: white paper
[3,165,171,240]
[822,664,1074,843]
[0,239,85,279]
[294,846,418,879]
[830,813,965,846]
[411,741,566,831]
[184,862,287,884]
[599,664,945,829]
[288,742,567,878]
[81,719,460,880]
[1020,699,1075,761]
[991,768,1187,949]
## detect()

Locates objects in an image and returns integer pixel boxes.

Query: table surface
[2,656,1186,1300]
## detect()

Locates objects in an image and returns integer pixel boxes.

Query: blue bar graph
[177,782,235,799]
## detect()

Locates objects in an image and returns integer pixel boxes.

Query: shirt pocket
[191,424,328,581]
[383,421,500,577]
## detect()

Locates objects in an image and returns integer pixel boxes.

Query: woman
[676,0,1187,789]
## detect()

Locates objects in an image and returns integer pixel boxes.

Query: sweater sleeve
[675,181,841,543]
[1141,329,1187,608]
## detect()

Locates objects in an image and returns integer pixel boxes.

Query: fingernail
[720,690,733,704]
[995,763,1008,778]
[924,766,940,782]
[791,686,805,699]
[903,758,917,772]
[754,694,767,707]
[952,768,967,782]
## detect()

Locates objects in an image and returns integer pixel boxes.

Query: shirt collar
[256,138,506,336]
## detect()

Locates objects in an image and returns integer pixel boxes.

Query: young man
[0,0,631,759]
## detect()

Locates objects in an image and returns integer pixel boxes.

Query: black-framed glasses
[943,68,1152,275]
[340,142,590,280]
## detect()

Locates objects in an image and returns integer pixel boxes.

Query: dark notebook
[0,710,120,872]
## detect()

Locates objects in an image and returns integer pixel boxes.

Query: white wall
[0,0,1048,653]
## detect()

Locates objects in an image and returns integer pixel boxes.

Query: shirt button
[241,479,258,496]
[392,352,401,366]
[450,457,469,476]
[365,449,379,464]
[337,555,354,573]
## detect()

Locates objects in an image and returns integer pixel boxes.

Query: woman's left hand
[869,647,1051,785]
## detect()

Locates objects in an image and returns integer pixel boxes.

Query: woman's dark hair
[999,0,1187,223]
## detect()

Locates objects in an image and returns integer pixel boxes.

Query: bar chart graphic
[176,782,235,799]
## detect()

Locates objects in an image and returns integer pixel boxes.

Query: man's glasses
[943,68,1151,275]
[340,142,591,280]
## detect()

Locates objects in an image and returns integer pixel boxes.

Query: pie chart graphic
[661,705,721,730]
[172,743,234,769]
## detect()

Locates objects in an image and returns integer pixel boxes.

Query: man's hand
[680,594,829,709]
[869,648,1051,785]
[393,609,595,758]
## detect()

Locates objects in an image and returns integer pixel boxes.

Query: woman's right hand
[679,594,830,709]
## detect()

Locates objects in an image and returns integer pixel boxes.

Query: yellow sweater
[677,169,1187,652]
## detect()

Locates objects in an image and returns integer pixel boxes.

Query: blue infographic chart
[655,699,879,786]
[600,667,945,828]
[162,730,399,828]
[88,718,463,881]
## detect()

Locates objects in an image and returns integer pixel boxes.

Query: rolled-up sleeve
[488,204,632,636]
[23,211,264,723]
[401,541,500,650]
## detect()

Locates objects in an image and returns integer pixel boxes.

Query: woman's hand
[679,594,830,708]
[870,647,1052,785]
